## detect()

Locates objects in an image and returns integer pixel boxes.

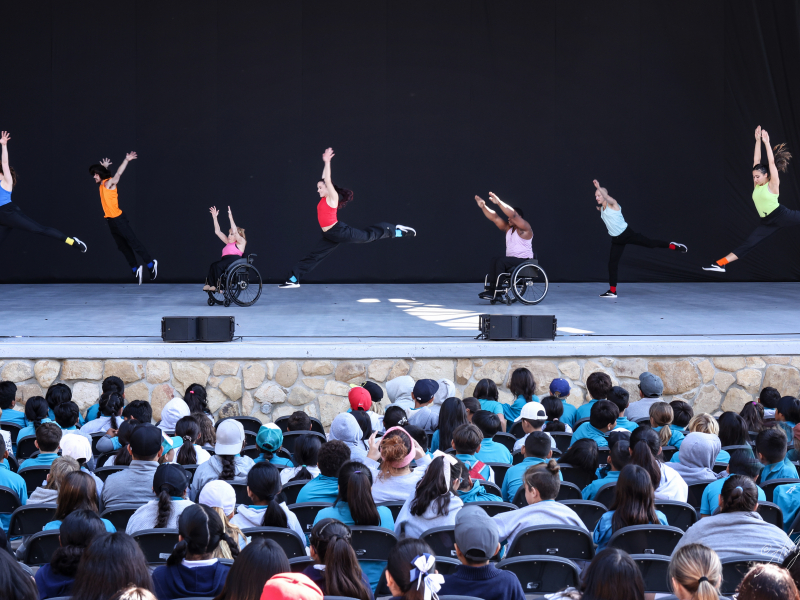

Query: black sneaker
[148,260,158,280]
[72,237,87,253]
[599,290,617,298]
[479,290,494,300]
[279,281,300,288]
[703,263,726,273]
[670,242,688,253]
[134,266,143,285]
[396,224,416,237]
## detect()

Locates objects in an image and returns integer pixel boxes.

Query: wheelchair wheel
[225,264,263,307]
[510,262,549,305]
[207,287,225,306]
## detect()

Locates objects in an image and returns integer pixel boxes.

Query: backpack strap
[468,460,487,481]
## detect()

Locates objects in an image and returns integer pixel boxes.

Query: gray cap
[454,505,499,561]
[639,372,664,397]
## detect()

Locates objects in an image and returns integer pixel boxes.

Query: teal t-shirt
[476,439,513,465]
[0,408,27,428]
[454,453,493,483]
[17,419,55,442]
[85,404,100,422]
[19,452,59,471]
[478,399,505,416]
[614,417,638,432]
[44,518,116,533]
[653,425,685,449]
[501,456,562,502]
[502,395,540,422]
[560,400,578,429]
[700,474,766,515]
[582,470,620,501]
[295,475,339,504]
[0,468,27,531]
[253,454,294,468]
[575,400,598,422]
[571,423,609,448]
[593,510,668,551]
[761,458,799,483]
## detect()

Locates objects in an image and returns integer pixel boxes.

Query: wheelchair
[485,259,549,305]
[207,253,263,307]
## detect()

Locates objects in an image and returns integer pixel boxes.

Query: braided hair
[218,454,237,481]
[175,416,200,465]
[99,391,124,430]
[166,504,239,567]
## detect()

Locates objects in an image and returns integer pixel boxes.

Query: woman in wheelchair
[474,192,534,300]
[203,206,246,292]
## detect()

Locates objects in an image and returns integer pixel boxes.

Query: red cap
[261,573,323,600]
[348,386,372,411]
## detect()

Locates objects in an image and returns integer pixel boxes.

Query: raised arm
[227,206,246,245]
[754,126,762,168]
[488,192,532,238]
[321,148,339,206]
[593,180,619,210]
[105,151,137,189]
[475,195,508,231]
[0,131,11,191]
[762,130,780,190]
[209,206,228,243]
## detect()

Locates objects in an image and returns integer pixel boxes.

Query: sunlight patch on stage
[557,326,595,334]
[397,304,481,331]
[357,298,381,303]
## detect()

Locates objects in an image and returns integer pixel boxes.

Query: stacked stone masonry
[4,356,800,428]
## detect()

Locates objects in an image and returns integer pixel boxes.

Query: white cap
[514,401,547,422]
[199,479,237,516]
[158,397,191,431]
[215,419,245,455]
[60,433,92,462]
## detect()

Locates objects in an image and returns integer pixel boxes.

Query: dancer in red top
[279,148,416,288]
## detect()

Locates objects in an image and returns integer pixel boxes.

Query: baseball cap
[515,401,547,422]
[256,423,283,452]
[639,372,664,397]
[215,419,245,455]
[550,378,571,396]
[362,381,384,403]
[153,463,190,494]
[161,433,183,455]
[129,424,164,457]
[348,387,372,411]
[454,504,499,561]
[260,573,323,600]
[198,480,237,516]
[60,433,92,462]
[413,379,439,402]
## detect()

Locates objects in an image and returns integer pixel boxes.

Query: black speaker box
[479,314,556,340]
[162,316,235,342]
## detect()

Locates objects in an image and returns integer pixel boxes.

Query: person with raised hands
[364,426,432,503]
[204,205,246,292]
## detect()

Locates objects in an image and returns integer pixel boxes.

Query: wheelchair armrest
[247,253,257,264]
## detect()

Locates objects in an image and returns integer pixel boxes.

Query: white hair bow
[410,553,444,600]
[432,450,459,490]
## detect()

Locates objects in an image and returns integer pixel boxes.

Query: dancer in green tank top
[704,127,796,272]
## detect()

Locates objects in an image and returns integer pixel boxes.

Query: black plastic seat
[241,445,261,460]
[94,451,116,468]
[511,451,524,465]
[274,415,325,435]
[94,465,128,482]
[481,481,502,498]
[573,418,590,429]
[289,556,315,572]
[551,432,573,453]
[493,433,516,453]
[471,501,517,517]
[215,416,263,434]
[761,478,800,502]
[18,466,51,496]
[1,422,22,444]
[559,500,608,531]
[654,500,698,532]
[181,463,198,482]
[19,530,61,565]
[607,524,684,555]
[6,454,19,473]
[720,555,773,595]
[630,554,672,593]
[432,556,461,574]
[485,463,510,487]
[133,529,180,564]
[712,462,728,474]
[377,501,404,522]
[281,431,327,455]
[559,464,595,489]
[497,555,580,594]
[555,481,582,502]
[661,445,677,461]
[509,421,526,439]
[288,502,333,535]
[756,500,784,529]
[720,444,753,453]
[15,435,38,460]
[241,527,306,558]
[101,504,144,532]
[90,432,106,456]
[506,525,595,561]
[230,483,251,506]
[280,481,307,505]
[597,448,610,465]
[8,503,57,536]
[0,485,22,515]
[686,482,711,510]
[421,525,458,559]
[348,526,398,565]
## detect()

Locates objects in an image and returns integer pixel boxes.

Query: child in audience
[669,543,723,600]
[296,440,350,503]
[549,547,646,600]
[288,410,312,431]
[431,379,456,422]
[650,402,685,448]
[670,414,730,464]
[381,405,408,431]
[512,401,556,453]
[213,538,290,599]
[83,376,124,423]
[738,563,800,600]
[19,422,61,470]
[157,396,191,432]
[53,401,90,443]
[254,423,293,467]
[103,419,139,466]
[455,460,503,503]
[17,396,52,441]
[123,399,153,423]
[549,378,578,429]
[184,383,212,418]
[152,504,236,600]
[197,479,246,557]
[605,386,636,432]
[431,397,467,453]
[540,395,571,433]
[502,431,557,502]
[719,411,752,448]
[304,519,374,600]
[192,411,216,450]
[669,400,693,432]
[0,435,26,530]
[701,448,765,516]
[757,427,799,481]
[349,386,382,432]
[571,400,619,448]
[383,538,439,600]
[44,471,115,532]
[174,415,211,465]
[395,454,464,539]
[69,532,155,600]
[473,379,507,431]
[44,382,73,420]
[80,391,123,435]
[230,462,304,539]
[365,427,431,503]
[438,505,526,600]
[741,401,765,433]
[462,397,481,422]
[775,396,800,442]
[630,426,688,501]
[759,386,781,420]
[451,423,494,482]
[494,460,586,547]
[559,437,599,483]
[191,419,254,498]
[386,375,415,413]
[583,440,630,500]
[503,367,539,422]
[280,433,321,484]
[575,372,613,421]
[0,381,26,427]
[401,424,429,458]
[126,463,193,534]
[593,464,669,550]
[407,379,439,430]
[473,410,512,464]
[669,432,721,486]
[329,413,368,462]
[28,456,78,505]
[351,410,374,452]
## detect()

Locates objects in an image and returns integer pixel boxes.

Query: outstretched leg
[605,241,626,296]
[0,203,86,251]
[282,236,340,286]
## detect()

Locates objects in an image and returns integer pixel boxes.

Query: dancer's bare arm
[0,131,11,191]
[210,206,228,244]
[762,130,780,192]
[488,192,532,239]
[104,152,137,189]
[593,179,619,210]
[227,206,246,247]
[754,125,762,169]
[322,147,339,207]
[475,195,508,231]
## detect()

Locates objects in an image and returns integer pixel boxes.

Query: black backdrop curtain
[1,0,798,284]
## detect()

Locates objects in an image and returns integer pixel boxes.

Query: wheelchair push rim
[510,262,548,305]
[225,264,263,307]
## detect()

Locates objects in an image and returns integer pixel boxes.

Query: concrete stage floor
[1,282,799,358]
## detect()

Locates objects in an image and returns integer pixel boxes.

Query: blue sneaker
[396,224,416,237]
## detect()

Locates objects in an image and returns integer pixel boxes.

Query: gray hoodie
[408,405,438,431]
[492,500,587,549]
[330,413,368,462]
[672,511,794,561]
[102,460,159,508]
[27,487,58,505]
[624,396,663,422]
[394,492,463,540]
[387,376,415,413]
[125,498,195,534]
[670,432,722,486]
[190,455,254,501]
[229,503,305,541]
[431,379,457,420]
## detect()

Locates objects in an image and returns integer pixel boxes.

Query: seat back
[506,525,595,561]
[555,481,582,501]
[762,478,800,502]
[0,485,22,514]
[551,433,573,453]
[497,556,580,594]
[181,464,198,482]
[492,433,516,453]
[101,504,143,533]
[511,451,524,465]
[274,416,326,435]
[8,503,57,536]
[481,481,502,498]
[720,555,773,595]
[90,432,107,456]
[596,483,619,509]
[654,500,698,532]
[349,526,398,562]
[573,418,590,429]
[15,435,38,460]
[471,501,517,517]
[485,463,510,487]
[215,416,263,434]
[630,554,672,593]
[241,445,261,460]
[288,502,333,535]
[509,421,525,439]
[21,531,61,565]
[230,483,251,506]
[94,465,128,482]
[661,445,678,461]
[377,501,404,522]
[559,500,607,532]
[289,556,315,572]
[281,431,327,455]
[559,464,595,489]
[133,529,180,564]
[281,481,307,505]
[1,422,22,444]
[607,525,685,555]
[756,500,784,529]
[241,527,307,559]
[374,557,461,597]
[18,467,51,496]
[432,556,461,575]
[422,526,458,559]
[95,451,116,469]
[686,482,710,510]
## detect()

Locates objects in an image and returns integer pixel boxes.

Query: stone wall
[3,356,800,427]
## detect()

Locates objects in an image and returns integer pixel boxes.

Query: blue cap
[413,379,439,402]
[550,378,571,396]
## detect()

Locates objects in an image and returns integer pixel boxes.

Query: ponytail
[24,396,49,431]
[218,454,236,480]
[669,543,722,600]
[311,519,371,600]
[629,427,662,490]
[155,487,173,528]
[167,504,238,567]
[774,143,792,173]
[338,461,380,526]
[99,392,123,430]
[175,416,200,465]
[246,462,288,529]
[649,403,675,447]
[720,475,758,513]
[288,434,321,483]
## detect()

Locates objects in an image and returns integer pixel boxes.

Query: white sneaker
[72,237,87,253]
[670,242,688,253]
[702,263,726,273]
[134,266,143,285]
[396,224,416,237]
[148,260,158,280]
[279,281,300,288]
[599,290,617,298]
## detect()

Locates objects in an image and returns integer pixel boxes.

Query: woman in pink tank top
[203,205,246,292]
[474,191,534,300]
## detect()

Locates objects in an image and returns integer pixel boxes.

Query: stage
[2,282,800,359]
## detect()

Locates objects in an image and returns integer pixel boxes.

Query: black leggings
[289,221,395,280]
[0,202,68,247]
[106,214,153,269]
[608,226,670,287]
[487,256,531,290]
[732,205,800,258]
[207,255,241,286]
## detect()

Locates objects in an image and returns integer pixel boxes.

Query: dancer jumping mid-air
[89,152,157,284]
[594,179,687,298]
[0,131,87,252]
[474,192,533,300]
[279,147,416,288]
[204,205,246,292]
[704,127,794,273]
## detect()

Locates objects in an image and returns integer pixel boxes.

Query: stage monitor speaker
[162,316,235,342]
[478,314,556,341]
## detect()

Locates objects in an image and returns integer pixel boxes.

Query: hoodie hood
[330,413,363,448]
[669,432,721,485]
[457,479,501,503]
[159,397,191,431]
[387,376,415,412]
[431,379,457,414]
[233,504,267,527]
[28,487,59,504]
[419,492,464,520]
